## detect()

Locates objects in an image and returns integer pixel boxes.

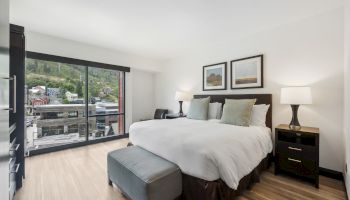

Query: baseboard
[319,167,343,180]
[322,170,349,200]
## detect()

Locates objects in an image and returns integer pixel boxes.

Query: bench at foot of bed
[107,146,182,200]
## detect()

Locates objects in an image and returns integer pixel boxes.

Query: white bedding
[129,118,273,189]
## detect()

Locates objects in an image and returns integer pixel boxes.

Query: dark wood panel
[277,155,317,179]
[277,141,317,161]
[193,94,272,129]
[10,24,25,191]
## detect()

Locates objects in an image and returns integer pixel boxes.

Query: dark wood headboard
[193,94,272,129]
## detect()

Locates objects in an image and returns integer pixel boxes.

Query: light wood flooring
[15,139,347,200]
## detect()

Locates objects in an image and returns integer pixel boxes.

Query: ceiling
[10,0,344,60]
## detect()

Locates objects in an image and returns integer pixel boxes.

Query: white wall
[26,31,162,72]
[155,8,345,172]
[344,0,350,197]
[25,31,159,132]
[131,69,155,122]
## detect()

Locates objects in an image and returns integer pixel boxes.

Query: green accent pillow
[221,99,256,126]
[187,97,210,120]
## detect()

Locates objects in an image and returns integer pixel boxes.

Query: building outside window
[25,52,127,154]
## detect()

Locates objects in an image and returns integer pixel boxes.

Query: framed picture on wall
[203,62,227,91]
[230,55,263,89]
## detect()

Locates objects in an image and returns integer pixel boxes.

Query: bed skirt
[127,142,272,200]
[180,153,272,200]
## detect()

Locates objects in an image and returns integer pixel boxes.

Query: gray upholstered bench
[107,146,182,200]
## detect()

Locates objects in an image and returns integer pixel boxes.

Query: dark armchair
[154,109,168,119]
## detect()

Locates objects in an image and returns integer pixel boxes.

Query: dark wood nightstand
[275,124,320,188]
[165,114,186,119]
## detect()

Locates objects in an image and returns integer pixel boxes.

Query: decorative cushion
[187,97,210,120]
[250,104,270,127]
[208,102,222,119]
[220,99,256,126]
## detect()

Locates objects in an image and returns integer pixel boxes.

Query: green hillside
[26,58,120,103]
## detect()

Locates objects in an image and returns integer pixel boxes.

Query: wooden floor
[15,139,347,200]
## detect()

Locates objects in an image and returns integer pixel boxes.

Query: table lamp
[280,87,312,130]
[175,91,192,116]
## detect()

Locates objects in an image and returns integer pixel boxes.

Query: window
[88,67,125,140]
[25,52,129,153]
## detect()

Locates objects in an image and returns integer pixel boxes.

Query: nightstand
[165,114,186,119]
[275,124,319,188]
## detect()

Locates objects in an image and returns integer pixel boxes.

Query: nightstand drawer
[278,155,317,178]
[277,141,317,161]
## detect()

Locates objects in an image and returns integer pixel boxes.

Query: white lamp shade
[175,91,192,101]
[280,87,312,105]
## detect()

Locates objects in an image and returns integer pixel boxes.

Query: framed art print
[203,62,227,91]
[230,55,263,89]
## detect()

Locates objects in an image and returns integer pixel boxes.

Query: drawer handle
[288,158,302,163]
[9,144,20,152]
[288,146,302,151]
[1,75,16,113]
[10,164,20,173]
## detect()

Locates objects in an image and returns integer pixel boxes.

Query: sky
[206,67,222,77]
[235,60,258,78]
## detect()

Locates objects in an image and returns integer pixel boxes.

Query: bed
[129,94,273,200]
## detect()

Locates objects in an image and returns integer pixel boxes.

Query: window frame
[26,51,129,156]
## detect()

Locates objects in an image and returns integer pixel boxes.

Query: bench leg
[108,178,113,186]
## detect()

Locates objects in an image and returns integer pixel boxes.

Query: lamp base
[289,124,301,131]
[178,101,183,116]
[289,105,301,130]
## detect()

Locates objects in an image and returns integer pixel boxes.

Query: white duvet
[129,118,273,189]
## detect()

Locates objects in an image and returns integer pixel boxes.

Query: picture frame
[203,62,227,91]
[230,55,263,89]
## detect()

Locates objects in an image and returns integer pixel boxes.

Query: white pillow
[208,102,222,119]
[250,104,270,127]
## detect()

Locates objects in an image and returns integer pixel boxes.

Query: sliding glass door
[25,52,127,154]
[26,58,87,150]
[87,67,125,140]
